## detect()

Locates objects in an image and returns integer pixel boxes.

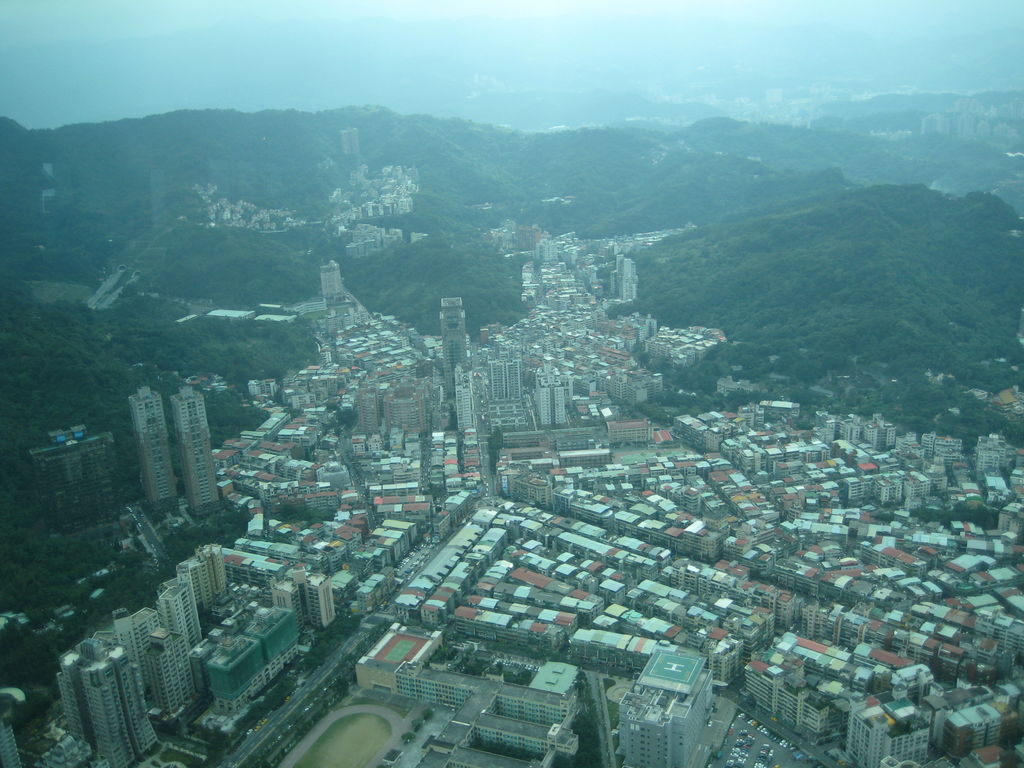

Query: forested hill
[631,184,1024,381]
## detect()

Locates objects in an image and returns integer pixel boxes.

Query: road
[128,505,168,561]
[585,670,617,768]
[221,613,391,768]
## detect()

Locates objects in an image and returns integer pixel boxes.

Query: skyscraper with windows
[170,387,217,511]
[57,639,157,768]
[440,297,467,398]
[129,387,176,506]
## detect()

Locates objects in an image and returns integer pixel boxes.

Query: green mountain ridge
[632,184,1024,382]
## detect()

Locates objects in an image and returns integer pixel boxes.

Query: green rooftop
[529,662,578,696]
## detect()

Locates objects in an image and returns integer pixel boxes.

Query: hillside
[0,292,316,521]
[632,184,1024,383]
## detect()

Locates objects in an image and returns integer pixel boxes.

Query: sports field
[294,713,392,768]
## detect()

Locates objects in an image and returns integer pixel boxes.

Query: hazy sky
[3,0,1023,44]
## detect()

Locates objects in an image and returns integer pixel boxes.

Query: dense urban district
[6,139,1024,768]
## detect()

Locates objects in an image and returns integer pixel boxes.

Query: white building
[57,639,157,768]
[534,365,568,426]
[618,650,712,768]
[846,697,930,768]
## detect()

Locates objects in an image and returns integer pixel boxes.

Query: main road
[221,613,391,768]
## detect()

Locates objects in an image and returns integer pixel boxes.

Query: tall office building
[488,357,523,402]
[534,365,569,426]
[454,365,476,430]
[128,387,176,507]
[0,688,24,768]
[156,578,202,650]
[176,544,227,612]
[618,651,712,768]
[57,639,157,768]
[439,297,467,398]
[320,260,344,302]
[170,387,217,511]
[29,426,117,531]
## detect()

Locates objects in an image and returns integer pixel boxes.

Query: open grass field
[293,713,392,768]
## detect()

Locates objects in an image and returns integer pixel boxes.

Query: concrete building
[618,650,713,768]
[535,365,568,426]
[488,356,523,402]
[176,544,227,612]
[140,628,195,715]
[320,260,344,302]
[128,387,176,507]
[454,366,476,430]
[846,696,930,768]
[29,426,117,531]
[170,387,218,511]
[156,578,201,649]
[57,639,157,768]
[272,568,336,630]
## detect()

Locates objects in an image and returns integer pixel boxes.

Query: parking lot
[708,713,814,768]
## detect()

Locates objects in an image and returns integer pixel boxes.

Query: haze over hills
[2,15,1023,130]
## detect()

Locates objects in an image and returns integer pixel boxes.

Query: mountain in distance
[675,116,1024,214]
